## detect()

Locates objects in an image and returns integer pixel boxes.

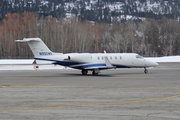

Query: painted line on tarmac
[3,94,180,111]
[1,83,53,88]
[2,82,180,88]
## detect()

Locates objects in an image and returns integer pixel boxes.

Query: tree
[159,17,180,55]
[144,19,159,56]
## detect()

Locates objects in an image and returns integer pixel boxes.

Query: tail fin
[16,38,53,57]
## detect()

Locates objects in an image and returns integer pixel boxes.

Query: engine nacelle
[64,53,92,62]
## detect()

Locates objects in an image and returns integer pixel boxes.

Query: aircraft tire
[92,70,98,76]
[81,70,88,75]
[144,68,148,74]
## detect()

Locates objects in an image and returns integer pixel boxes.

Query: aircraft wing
[83,65,115,70]
[83,56,116,70]
[104,56,115,68]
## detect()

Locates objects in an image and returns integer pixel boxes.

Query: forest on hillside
[0,12,180,59]
[1,0,180,22]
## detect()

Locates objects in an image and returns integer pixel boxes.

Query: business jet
[16,38,158,75]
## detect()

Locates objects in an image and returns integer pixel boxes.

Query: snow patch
[145,56,180,63]
[0,56,180,70]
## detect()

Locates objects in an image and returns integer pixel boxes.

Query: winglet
[103,50,116,69]
[104,56,116,69]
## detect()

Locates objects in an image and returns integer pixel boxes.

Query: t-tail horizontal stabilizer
[16,38,53,57]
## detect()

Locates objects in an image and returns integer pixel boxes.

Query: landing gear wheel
[144,68,148,74]
[92,70,98,76]
[81,70,88,75]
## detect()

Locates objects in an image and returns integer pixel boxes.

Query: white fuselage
[16,38,158,75]
[35,53,158,70]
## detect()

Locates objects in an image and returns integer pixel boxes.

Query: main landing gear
[144,67,148,74]
[81,69,100,76]
[81,70,88,75]
[92,70,99,76]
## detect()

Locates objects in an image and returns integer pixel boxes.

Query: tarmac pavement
[0,63,180,120]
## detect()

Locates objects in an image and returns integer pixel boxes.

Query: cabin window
[102,56,104,60]
[110,56,112,60]
[120,56,122,59]
[115,56,117,60]
[97,56,100,60]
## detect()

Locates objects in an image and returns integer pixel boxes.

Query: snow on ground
[0,56,180,70]
[0,64,67,71]
[0,59,34,65]
[0,59,67,70]
[145,56,180,62]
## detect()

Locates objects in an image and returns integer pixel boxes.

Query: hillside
[0,0,180,22]
[1,0,180,58]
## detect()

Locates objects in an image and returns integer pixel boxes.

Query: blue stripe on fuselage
[35,57,85,66]
[113,64,131,68]
[35,57,130,69]
[73,63,107,69]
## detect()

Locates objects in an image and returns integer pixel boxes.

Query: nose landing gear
[144,67,148,74]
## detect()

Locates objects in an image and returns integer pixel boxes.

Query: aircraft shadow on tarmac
[55,71,147,77]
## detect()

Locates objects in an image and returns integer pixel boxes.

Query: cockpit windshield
[136,55,143,59]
